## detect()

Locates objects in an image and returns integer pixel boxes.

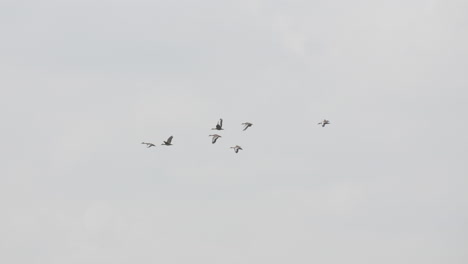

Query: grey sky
[1,0,467,263]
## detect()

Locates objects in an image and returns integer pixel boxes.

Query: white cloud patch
[1,0,467,263]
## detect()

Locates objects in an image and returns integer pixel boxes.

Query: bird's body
[212,118,224,130]
[230,145,243,153]
[318,119,330,127]
[162,136,173,146]
[141,142,156,148]
[241,122,253,131]
[209,134,222,144]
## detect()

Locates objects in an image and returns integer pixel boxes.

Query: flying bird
[318,119,330,127]
[241,122,253,131]
[141,142,156,148]
[212,118,224,130]
[161,136,173,146]
[209,134,222,144]
[230,145,243,153]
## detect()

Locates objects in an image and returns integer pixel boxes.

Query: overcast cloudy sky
[1,0,467,263]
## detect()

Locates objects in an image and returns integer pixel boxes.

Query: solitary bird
[209,134,222,144]
[161,136,173,146]
[318,119,330,127]
[212,118,224,130]
[141,142,156,148]
[241,122,253,131]
[230,145,243,153]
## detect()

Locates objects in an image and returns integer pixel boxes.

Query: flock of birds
[142,118,330,153]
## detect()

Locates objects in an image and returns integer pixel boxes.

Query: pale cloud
[1,0,467,263]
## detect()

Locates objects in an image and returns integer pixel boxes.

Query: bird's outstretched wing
[219,118,223,128]
[212,137,218,144]
[166,136,173,144]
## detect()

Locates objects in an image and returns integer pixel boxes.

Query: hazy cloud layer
[1,0,467,263]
